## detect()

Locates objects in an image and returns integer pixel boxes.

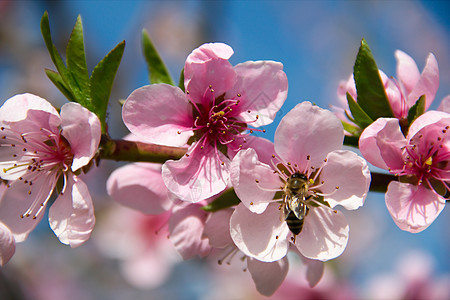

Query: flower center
[182,85,265,155]
[395,126,449,196]
[1,126,74,219]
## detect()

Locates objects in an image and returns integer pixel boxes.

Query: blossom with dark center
[230,102,370,262]
[0,93,100,247]
[359,110,449,232]
[122,42,287,202]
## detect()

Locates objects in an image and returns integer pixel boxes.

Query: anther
[250,202,254,205]
[307,155,310,160]
[255,179,259,183]
[237,94,241,97]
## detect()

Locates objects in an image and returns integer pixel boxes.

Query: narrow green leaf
[201,188,241,212]
[354,38,394,119]
[40,12,81,103]
[66,15,90,104]
[178,68,185,92]
[347,92,373,129]
[407,95,426,125]
[90,41,125,133]
[341,121,361,137]
[142,29,174,85]
[45,69,76,102]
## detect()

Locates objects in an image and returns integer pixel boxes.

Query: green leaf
[178,68,185,92]
[40,12,83,104]
[90,41,125,133]
[66,15,90,105]
[341,121,361,137]
[353,38,394,119]
[346,92,373,129]
[142,29,174,85]
[407,95,426,125]
[45,69,76,102]
[201,188,241,212]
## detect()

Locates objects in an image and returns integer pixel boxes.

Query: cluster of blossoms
[336,50,449,233]
[0,35,448,297]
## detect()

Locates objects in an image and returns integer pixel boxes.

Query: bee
[281,172,310,243]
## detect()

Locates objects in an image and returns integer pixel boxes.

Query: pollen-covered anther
[255,179,259,183]
[335,186,339,189]
[250,202,254,205]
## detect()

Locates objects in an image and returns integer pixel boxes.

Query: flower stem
[99,135,186,163]
[370,172,396,193]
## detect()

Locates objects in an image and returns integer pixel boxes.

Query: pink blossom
[230,102,370,262]
[335,50,440,121]
[359,110,449,232]
[107,161,211,259]
[203,208,325,296]
[94,205,179,289]
[122,42,288,203]
[0,93,100,247]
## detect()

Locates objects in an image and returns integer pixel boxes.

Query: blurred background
[0,1,449,299]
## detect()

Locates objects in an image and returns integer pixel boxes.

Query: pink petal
[359,118,405,170]
[122,84,194,147]
[203,209,234,248]
[275,101,343,170]
[437,95,450,113]
[106,163,172,214]
[299,255,325,287]
[320,150,370,210]
[336,74,355,108]
[230,148,280,213]
[184,43,236,103]
[0,93,60,130]
[0,222,15,266]
[49,176,95,247]
[185,42,234,65]
[60,102,101,172]
[384,77,405,119]
[168,204,210,259]
[247,256,289,297]
[296,206,349,261]
[162,145,230,203]
[395,50,420,97]
[407,110,450,140]
[0,177,51,242]
[0,145,29,181]
[230,203,289,262]
[120,249,173,289]
[242,136,276,165]
[385,181,445,233]
[231,61,288,127]
[407,53,439,110]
